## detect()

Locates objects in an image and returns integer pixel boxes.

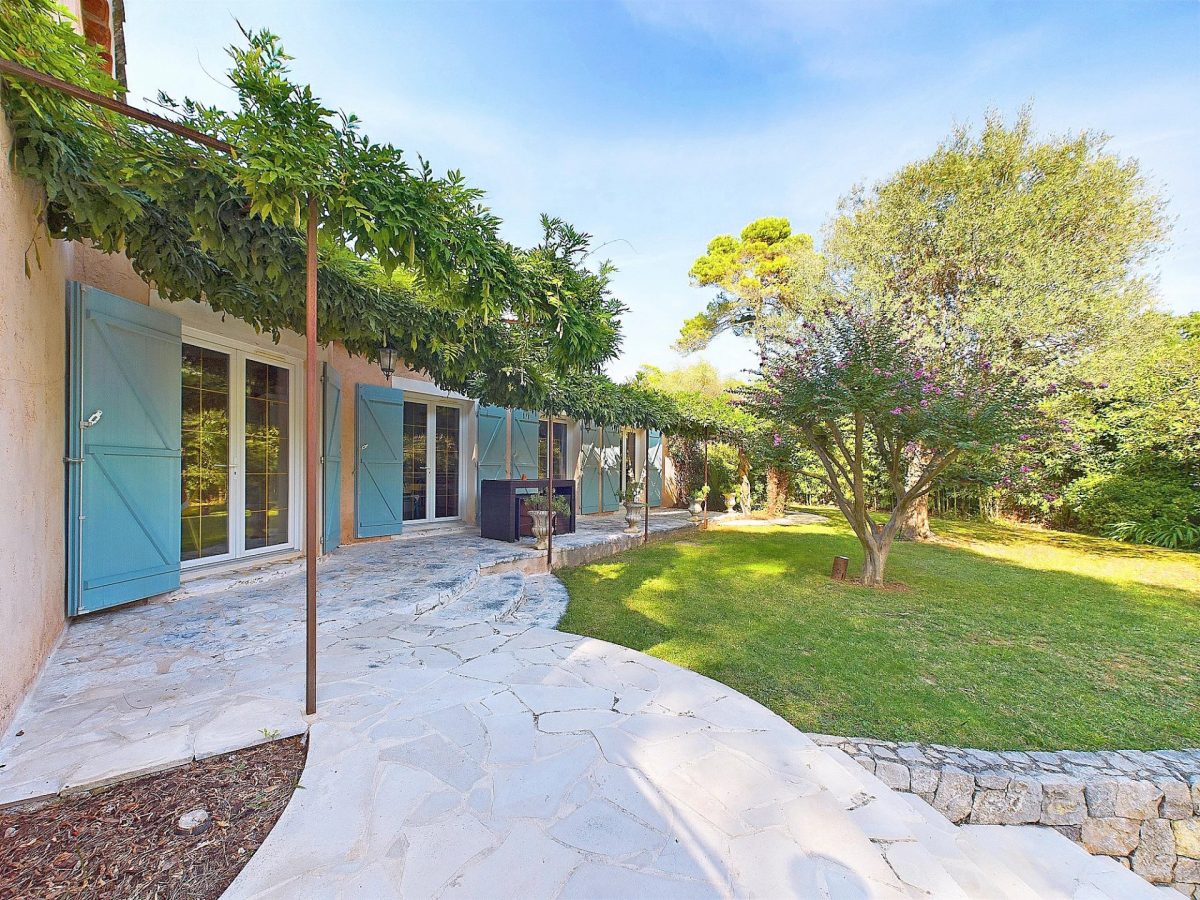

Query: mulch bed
[0,735,306,900]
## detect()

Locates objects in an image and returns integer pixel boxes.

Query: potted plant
[524,491,571,550]
[689,485,709,523]
[723,490,737,513]
[621,480,645,533]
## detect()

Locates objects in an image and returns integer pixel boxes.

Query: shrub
[1105,520,1200,550]
[1063,463,1198,535]
[523,491,572,518]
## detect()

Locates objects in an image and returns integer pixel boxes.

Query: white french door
[401,397,464,523]
[180,333,300,567]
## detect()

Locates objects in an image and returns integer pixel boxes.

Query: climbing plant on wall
[0,2,617,380]
[0,0,721,433]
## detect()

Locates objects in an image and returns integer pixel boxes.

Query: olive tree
[826,110,1167,540]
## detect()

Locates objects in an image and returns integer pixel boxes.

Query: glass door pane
[403,400,428,520]
[538,420,567,479]
[434,405,460,518]
[181,344,231,561]
[245,359,290,550]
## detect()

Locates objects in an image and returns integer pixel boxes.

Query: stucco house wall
[0,111,73,731]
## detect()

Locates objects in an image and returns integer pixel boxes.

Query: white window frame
[399,389,469,525]
[181,327,303,569]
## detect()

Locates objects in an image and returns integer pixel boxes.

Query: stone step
[820,746,1044,898]
[419,571,526,622]
[959,822,1182,899]
[825,744,1180,899]
[517,575,570,628]
[410,566,482,616]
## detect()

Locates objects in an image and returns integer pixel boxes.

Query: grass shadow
[556,516,1200,751]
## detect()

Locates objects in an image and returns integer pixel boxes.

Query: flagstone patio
[0,509,1169,898]
[0,511,691,807]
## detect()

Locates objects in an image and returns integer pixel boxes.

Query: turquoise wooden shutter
[580,422,601,513]
[511,409,540,480]
[648,430,663,506]
[66,283,182,614]
[477,405,508,497]
[321,363,342,552]
[601,425,621,510]
[355,384,405,537]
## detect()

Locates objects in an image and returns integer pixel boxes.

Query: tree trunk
[899,451,934,541]
[736,448,751,514]
[766,466,790,518]
[859,532,892,586]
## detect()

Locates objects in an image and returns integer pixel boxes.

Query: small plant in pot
[621,480,645,533]
[689,485,709,523]
[524,491,571,550]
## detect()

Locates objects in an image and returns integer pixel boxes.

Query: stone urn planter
[723,492,737,514]
[623,501,645,533]
[688,500,704,523]
[528,510,554,550]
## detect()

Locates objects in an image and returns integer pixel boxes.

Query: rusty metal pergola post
[304,195,319,716]
[643,425,649,545]
[703,431,709,530]
[545,412,554,572]
[0,61,326,716]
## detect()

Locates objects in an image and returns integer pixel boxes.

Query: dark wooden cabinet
[480,479,576,542]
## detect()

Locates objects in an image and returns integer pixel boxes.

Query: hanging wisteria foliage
[0,0,707,429]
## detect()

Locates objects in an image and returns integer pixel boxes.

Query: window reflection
[435,405,460,518]
[403,400,428,520]
[538,420,568,479]
[181,344,230,561]
[245,360,289,549]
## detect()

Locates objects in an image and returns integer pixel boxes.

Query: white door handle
[81,409,103,429]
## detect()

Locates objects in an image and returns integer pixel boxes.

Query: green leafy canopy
[0,0,666,421]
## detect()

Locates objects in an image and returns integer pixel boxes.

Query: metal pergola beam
[0,58,233,153]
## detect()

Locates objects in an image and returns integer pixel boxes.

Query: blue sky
[124,0,1200,380]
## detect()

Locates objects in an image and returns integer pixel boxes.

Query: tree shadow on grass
[558,522,1200,750]
[934,517,1200,563]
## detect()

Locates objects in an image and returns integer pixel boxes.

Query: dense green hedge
[1063,462,1199,535]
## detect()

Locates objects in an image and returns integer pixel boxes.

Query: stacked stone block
[811,735,1200,896]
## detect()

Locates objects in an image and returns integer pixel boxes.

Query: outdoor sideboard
[480,479,576,542]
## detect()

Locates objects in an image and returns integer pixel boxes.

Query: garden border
[811,735,1200,896]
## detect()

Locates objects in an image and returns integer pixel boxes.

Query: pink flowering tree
[744,312,1039,585]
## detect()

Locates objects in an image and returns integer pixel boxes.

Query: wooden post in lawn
[304,194,319,716]
[545,412,554,573]
[832,556,850,581]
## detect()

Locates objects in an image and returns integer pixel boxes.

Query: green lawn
[557,514,1200,750]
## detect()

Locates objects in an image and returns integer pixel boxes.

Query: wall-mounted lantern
[378,338,399,382]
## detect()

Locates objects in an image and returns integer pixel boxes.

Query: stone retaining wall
[810,735,1200,896]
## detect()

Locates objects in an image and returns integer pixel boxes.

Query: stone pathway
[227,623,925,898]
[0,512,690,806]
[0,510,1175,897]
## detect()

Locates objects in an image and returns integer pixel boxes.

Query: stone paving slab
[224,625,925,899]
[0,512,690,808]
[0,507,1146,897]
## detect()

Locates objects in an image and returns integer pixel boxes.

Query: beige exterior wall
[0,114,73,731]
